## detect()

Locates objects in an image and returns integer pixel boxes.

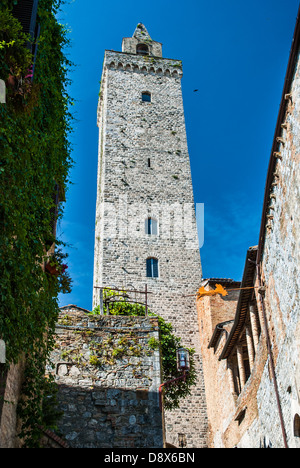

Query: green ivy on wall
[91,290,197,411]
[0,0,73,447]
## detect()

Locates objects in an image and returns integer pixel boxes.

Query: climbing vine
[0,0,73,447]
[91,290,197,410]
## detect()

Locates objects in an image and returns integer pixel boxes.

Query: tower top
[133,23,152,41]
[122,23,163,58]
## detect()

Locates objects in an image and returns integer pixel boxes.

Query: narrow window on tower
[145,218,158,235]
[142,92,151,102]
[146,258,159,278]
[148,158,151,168]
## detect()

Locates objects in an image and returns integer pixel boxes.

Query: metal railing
[94,284,151,316]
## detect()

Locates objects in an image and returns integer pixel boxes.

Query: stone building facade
[93,24,208,448]
[197,6,300,448]
[0,359,25,448]
[48,305,163,448]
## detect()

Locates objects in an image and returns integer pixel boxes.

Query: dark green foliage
[0,8,32,81]
[157,315,197,410]
[0,0,73,446]
[0,1,18,10]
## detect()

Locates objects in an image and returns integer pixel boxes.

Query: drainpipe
[255,261,289,448]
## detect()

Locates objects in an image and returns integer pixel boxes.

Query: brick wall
[197,281,240,447]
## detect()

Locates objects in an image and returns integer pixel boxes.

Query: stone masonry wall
[0,360,25,448]
[93,39,208,448]
[49,306,163,448]
[243,45,300,449]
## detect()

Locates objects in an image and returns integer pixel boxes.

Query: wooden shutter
[12,0,39,39]
[146,218,157,235]
[152,219,158,235]
[153,259,158,278]
[145,218,151,234]
[146,258,152,277]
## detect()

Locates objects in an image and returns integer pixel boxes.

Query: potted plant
[45,249,72,294]
[45,261,60,276]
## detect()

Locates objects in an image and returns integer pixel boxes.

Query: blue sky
[56,0,300,310]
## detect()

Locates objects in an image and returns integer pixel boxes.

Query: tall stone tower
[93,24,208,448]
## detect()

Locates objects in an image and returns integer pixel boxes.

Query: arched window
[145,217,158,235]
[260,436,273,448]
[142,91,151,102]
[136,43,149,56]
[294,414,300,437]
[146,258,159,278]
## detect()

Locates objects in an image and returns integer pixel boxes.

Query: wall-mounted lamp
[159,348,190,412]
[176,348,190,372]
